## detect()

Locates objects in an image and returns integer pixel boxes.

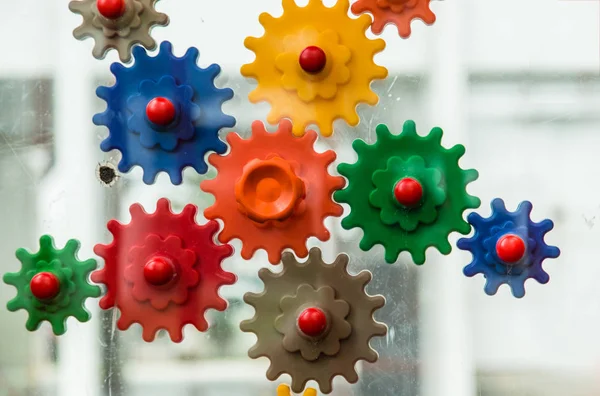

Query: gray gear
[69,0,169,63]
[241,247,386,394]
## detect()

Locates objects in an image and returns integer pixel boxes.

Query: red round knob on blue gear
[93,42,235,185]
[457,199,561,298]
[146,97,176,126]
[334,120,480,264]
[92,198,236,342]
[3,235,100,335]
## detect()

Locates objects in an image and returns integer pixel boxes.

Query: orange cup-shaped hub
[30,272,61,301]
[235,157,305,223]
[144,256,176,286]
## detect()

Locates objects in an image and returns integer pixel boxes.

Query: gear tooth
[258,12,277,29]
[68,0,85,13]
[266,362,285,381]
[50,317,67,336]
[141,326,159,342]
[183,46,200,64]
[129,202,148,220]
[168,326,185,343]
[3,272,19,287]
[343,368,359,384]
[290,377,310,394]
[243,291,263,306]
[426,126,444,147]
[375,124,393,141]
[15,248,32,265]
[6,297,23,312]
[73,306,92,323]
[384,246,401,264]
[437,238,453,255]
[490,198,507,215]
[407,247,426,265]
[239,317,257,333]
[39,234,55,251]
[25,316,43,332]
[532,269,550,285]
[401,120,418,136]
[243,37,260,53]
[516,200,534,219]
[281,0,298,12]
[509,280,526,299]
[359,233,376,252]
[63,239,81,256]
[307,247,323,264]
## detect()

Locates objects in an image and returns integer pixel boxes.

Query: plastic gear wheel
[277,384,317,396]
[241,0,388,137]
[92,198,236,342]
[351,0,436,38]
[94,41,235,185]
[457,199,561,298]
[334,120,480,264]
[240,248,386,394]
[69,0,169,63]
[202,120,344,264]
[3,235,100,335]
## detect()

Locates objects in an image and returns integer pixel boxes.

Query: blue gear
[93,41,235,185]
[457,199,560,298]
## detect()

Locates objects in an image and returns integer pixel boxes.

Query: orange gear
[351,0,436,38]
[201,120,344,264]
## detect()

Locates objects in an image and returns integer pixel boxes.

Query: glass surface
[0,0,598,395]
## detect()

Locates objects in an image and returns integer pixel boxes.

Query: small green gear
[334,120,480,264]
[3,235,101,335]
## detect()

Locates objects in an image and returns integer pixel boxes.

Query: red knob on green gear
[3,235,100,335]
[334,120,480,264]
[92,198,235,342]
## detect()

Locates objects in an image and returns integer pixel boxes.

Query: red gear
[92,198,235,342]
[202,120,344,264]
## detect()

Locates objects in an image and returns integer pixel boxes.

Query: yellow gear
[277,384,317,396]
[242,0,388,137]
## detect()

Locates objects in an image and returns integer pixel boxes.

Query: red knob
[144,257,176,286]
[97,0,126,19]
[146,97,176,126]
[496,234,526,264]
[297,307,328,337]
[30,272,60,301]
[299,46,327,74]
[393,177,423,207]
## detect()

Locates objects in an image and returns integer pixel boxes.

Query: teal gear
[3,235,101,335]
[334,120,480,264]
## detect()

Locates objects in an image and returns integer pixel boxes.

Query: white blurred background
[0,0,598,395]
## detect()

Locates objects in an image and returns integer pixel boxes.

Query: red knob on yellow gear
[496,234,526,264]
[299,46,327,74]
[235,157,305,223]
[97,0,126,19]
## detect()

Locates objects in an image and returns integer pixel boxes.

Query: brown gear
[240,247,386,394]
[69,0,169,62]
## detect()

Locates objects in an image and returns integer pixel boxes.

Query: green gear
[334,121,480,264]
[3,235,101,335]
